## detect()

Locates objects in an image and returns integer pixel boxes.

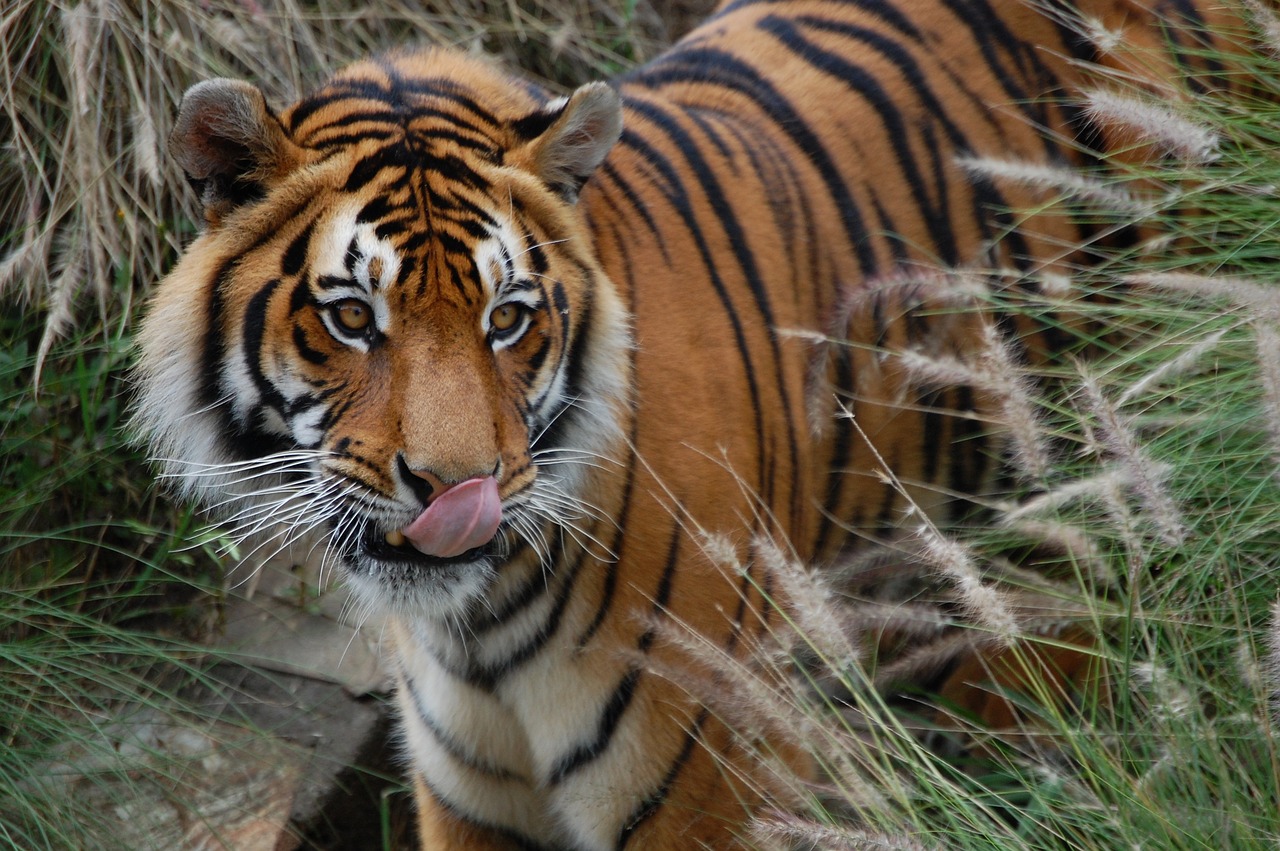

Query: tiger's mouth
[355,521,494,568]
[346,473,506,570]
[340,517,505,616]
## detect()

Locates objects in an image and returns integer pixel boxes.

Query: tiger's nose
[396,455,451,506]
[396,455,502,506]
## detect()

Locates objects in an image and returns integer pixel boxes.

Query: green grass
[728,9,1280,850]
[6,0,1280,848]
[0,3,681,849]
[0,2,695,846]
[0,279,238,847]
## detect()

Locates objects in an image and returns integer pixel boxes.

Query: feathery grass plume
[681,538,959,838]
[1098,461,1149,587]
[751,812,933,851]
[1234,640,1262,695]
[1078,370,1186,547]
[1000,467,1135,524]
[1038,270,1073,297]
[998,517,1116,586]
[1075,378,1151,586]
[639,615,819,811]
[1117,327,1228,405]
[0,225,54,303]
[805,269,988,440]
[131,108,163,189]
[871,630,989,693]
[34,253,84,386]
[657,533,929,820]
[1127,271,1280,321]
[894,348,981,388]
[843,599,953,644]
[1250,321,1280,475]
[1243,0,1280,59]
[1083,88,1221,163]
[912,519,1021,642]
[896,317,1053,483]
[1131,661,1196,727]
[976,320,1055,483]
[1266,600,1280,725]
[754,535,863,674]
[660,534,822,748]
[828,546,955,643]
[1079,14,1126,54]
[956,156,1155,215]
[61,0,118,313]
[837,405,1021,640]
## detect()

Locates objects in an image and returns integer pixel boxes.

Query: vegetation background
[0,1,708,847]
[3,0,1279,849]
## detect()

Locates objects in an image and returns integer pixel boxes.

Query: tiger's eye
[490,303,522,333]
[332,299,371,333]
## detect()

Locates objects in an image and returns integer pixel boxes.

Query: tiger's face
[134,53,631,617]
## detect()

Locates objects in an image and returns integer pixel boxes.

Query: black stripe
[357,195,397,224]
[292,325,327,365]
[934,0,1052,129]
[465,545,587,690]
[415,775,555,851]
[1156,0,1223,95]
[530,281,592,449]
[315,274,351,291]
[873,440,902,536]
[281,220,314,277]
[759,14,960,266]
[344,148,409,192]
[468,536,562,637]
[814,341,857,556]
[552,513,681,783]
[615,707,708,849]
[511,102,561,140]
[198,258,236,413]
[617,103,774,495]
[574,443,637,650]
[548,667,641,784]
[287,79,395,130]
[403,676,528,782]
[308,128,400,149]
[242,279,289,413]
[946,384,990,504]
[631,48,878,277]
[920,388,946,484]
[594,162,670,265]
[225,279,294,461]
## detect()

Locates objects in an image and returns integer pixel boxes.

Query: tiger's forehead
[306,199,527,299]
[312,202,402,292]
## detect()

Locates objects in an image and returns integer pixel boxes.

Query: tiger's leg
[412,775,521,851]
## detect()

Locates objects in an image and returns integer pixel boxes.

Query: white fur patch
[313,205,399,348]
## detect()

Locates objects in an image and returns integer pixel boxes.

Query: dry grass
[0,0,710,370]
[6,1,1280,848]
[0,3,706,846]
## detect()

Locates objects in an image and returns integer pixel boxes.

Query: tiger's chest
[391,614,653,851]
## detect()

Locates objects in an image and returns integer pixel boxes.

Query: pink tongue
[400,476,503,559]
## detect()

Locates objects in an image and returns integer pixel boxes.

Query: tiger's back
[134,0,1239,847]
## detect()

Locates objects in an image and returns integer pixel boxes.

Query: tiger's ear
[170,78,303,226]
[515,82,622,202]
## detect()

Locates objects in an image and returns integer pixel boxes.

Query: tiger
[131,0,1240,847]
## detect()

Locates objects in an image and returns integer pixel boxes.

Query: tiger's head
[133,51,631,617]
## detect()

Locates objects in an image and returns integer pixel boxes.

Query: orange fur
[134,0,1243,847]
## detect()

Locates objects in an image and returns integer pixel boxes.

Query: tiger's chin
[340,524,501,619]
